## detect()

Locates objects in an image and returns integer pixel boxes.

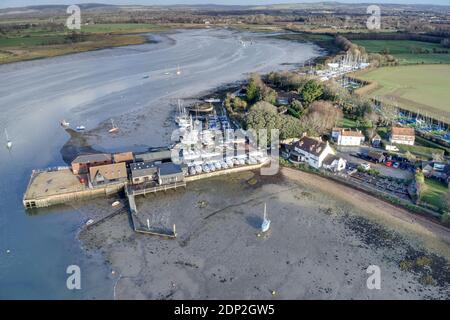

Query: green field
[353,40,450,65]
[0,23,168,48]
[356,64,450,123]
[81,23,168,34]
[0,23,173,64]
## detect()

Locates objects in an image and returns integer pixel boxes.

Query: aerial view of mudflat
[1,2,450,305]
[78,169,450,299]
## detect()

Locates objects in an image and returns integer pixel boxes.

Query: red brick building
[71,153,112,174]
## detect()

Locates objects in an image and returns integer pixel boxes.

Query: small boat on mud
[112,201,120,207]
[76,125,86,132]
[109,119,119,134]
[86,219,94,226]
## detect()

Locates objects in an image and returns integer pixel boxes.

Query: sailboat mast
[263,203,267,220]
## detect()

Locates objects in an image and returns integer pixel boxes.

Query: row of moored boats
[187,155,265,176]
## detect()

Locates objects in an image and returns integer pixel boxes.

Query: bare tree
[301,100,343,135]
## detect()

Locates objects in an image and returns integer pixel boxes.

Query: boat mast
[263,203,267,221]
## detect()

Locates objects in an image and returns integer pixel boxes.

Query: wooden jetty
[125,181,185,239]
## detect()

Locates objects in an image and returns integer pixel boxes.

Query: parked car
[393,162,400,169]
[385,161,393,167]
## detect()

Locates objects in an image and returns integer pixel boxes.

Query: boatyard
[23,97,270,240]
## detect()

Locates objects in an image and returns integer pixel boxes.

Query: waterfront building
[130,162,157,185]
[135,149,172,163]
[290,136,335,169]
[71,153,112,175]
[89,162,127,186]
[113,152,134,164]
[157,163,184,185]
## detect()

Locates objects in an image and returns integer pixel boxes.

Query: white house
[332,128,365,146]
[390,127,415,145]
[290,136,335,169]
[322,155,347,172]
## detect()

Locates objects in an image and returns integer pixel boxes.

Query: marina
[23,98,271,239]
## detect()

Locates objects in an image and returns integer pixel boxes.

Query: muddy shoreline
[78,170,450,299]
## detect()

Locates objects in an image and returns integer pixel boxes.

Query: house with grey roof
[157,163,185,185]
[130,162,157,185]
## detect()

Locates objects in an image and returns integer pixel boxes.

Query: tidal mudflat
[80,170,450,299]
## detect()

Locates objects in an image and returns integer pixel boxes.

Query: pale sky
[1,0,449,10]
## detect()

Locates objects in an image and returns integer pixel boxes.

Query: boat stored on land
[261,203,271,233]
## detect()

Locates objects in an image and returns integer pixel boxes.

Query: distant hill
[1,2,449,17]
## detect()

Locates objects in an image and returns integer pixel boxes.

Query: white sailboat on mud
[261,203,271,233]
[109,118,119,134]
[5,129,12,150]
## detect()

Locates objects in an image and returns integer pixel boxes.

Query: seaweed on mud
[341,214,406,250]
[342,214,450,294]
[399,248,450,290]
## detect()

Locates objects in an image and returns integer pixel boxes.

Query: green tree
[300,80,323,106]
[246,78,260,103]
[290,99,303,112]
[233,97,248,111]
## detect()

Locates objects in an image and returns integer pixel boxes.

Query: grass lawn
[376,127,390,140]
[353,40,450,65]
[336,117,370,129]
[421,179,448,212]
[396,143,444,160]
[415,136,450,156]
[355,64,450,123]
